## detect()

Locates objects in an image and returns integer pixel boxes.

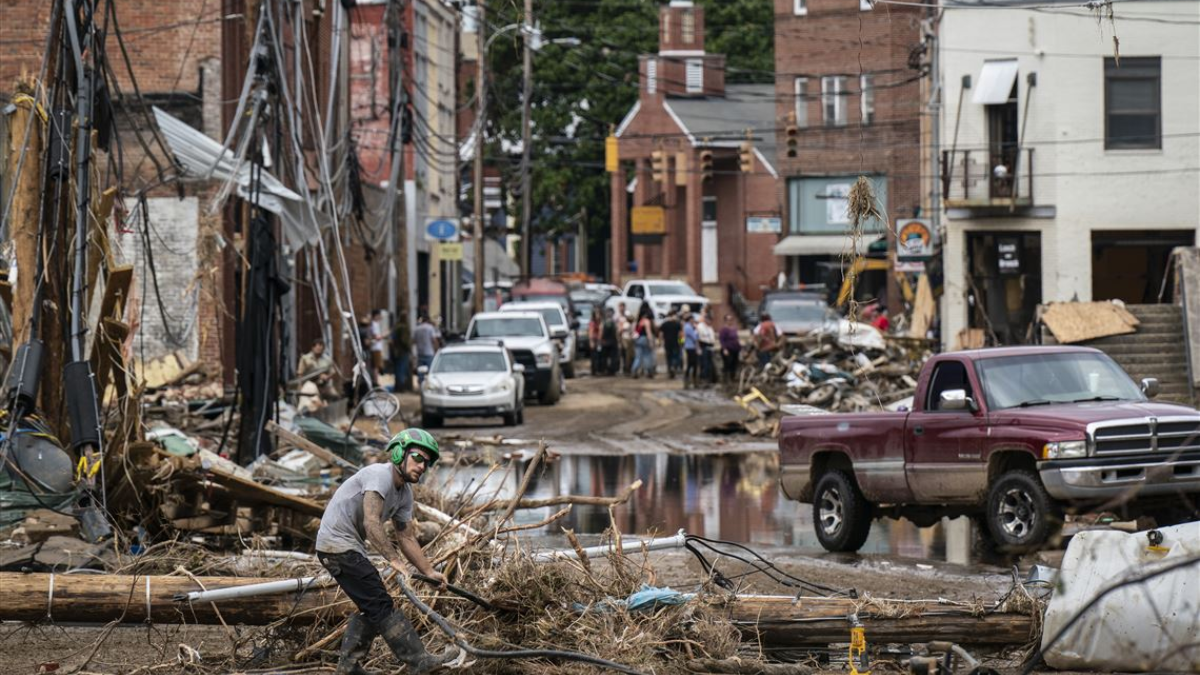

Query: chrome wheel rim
[818,487,844,536]
[997,487,1037,540]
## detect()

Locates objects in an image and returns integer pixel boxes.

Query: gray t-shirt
[413,322,441,357]
[316,463,413,555]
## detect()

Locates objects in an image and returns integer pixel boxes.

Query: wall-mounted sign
[746,216,782,234]
[631,206,666,235]
[437,242,464,261]
[896,218,933,260]
[605,136,619,173]
[425,218,459,242]
[997,237,1021,275]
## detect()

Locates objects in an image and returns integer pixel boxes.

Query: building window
[860,75,875,125]
[821,76,847,127]
[794,77,809,128]
[788,175,888,235]
[1104,56,1161,149]
[681,10,695,44]
[686,59,704,93]
[794,0,807,15]
[646,58,657,94]
[861,0,873,10]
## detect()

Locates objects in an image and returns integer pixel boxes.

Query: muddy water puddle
[439,452,945,559]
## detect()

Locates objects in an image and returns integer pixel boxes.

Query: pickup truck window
[470,318,545,339]
[647,282,697,297]
[628,284,645,299]
[976,352,1143,410]
[926,361,975,411]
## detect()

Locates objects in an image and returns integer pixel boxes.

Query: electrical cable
[682,535,852,597]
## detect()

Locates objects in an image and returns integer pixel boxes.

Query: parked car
[418,342,525,428]
[465,311,561,405]
[500,301,578,379]
[604,279,709,325]
[778,346,1200,554]
[758,291,835,336]
[511,278,574,317]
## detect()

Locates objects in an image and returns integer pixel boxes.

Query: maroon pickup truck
[779,346,1200,553]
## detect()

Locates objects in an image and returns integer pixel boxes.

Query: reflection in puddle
[439,452,944,559]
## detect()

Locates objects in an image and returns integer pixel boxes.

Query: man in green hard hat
[316,428,456,674]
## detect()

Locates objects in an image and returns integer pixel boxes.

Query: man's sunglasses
[405,451,434,466]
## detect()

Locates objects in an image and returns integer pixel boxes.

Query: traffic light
[785,111,799,158]
[699,149,713,182]
[651,149,667,183]
[739,140,754,173]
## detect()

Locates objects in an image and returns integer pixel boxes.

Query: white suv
[500,301,577,379]
[466,311,561,405]
[419,342,526,427]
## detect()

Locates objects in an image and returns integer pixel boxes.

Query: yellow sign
[438,242,464,261]
[631,206,666,235]
[605,136,619,173]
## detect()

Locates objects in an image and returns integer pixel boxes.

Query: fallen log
[722,595,1036,647]
[474,478,643,512]
[0,573,339,625]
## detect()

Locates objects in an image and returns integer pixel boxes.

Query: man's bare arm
[363,492,404,569]
[394,518,438,577]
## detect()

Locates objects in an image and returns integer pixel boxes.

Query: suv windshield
[766,300,828,323]
[646,282,697,297]
[976,352,1144,410]
[433,351,506,373]
[509,307,565,329]
[470,317,545,338]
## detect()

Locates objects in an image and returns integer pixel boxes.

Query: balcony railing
[941,148,1035,208]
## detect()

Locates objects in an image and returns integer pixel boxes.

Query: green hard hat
[388,428,440,466]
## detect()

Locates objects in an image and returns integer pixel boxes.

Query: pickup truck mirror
[513,364,526,374]
[940,389,977,412]
[1140,377,1160,399]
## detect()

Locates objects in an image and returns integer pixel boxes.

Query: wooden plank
[265,420,360,473]
[201,465,327,519]
[908,274,936,339]
[7,89,42,345]
[1041,302,1140,344]
[0,573,338,625]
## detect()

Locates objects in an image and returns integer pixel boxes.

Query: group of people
[586,304,745,388]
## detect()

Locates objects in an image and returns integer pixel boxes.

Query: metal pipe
[64,0,92,364]
[533,529,688,563]
[175,574,328,604]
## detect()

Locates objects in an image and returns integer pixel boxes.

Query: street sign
[438,242,464,261]
[425,218,459,242]
[896,218,933,260]
[746,216,781,234]
[631,206,665,235]
[605,136,619,173]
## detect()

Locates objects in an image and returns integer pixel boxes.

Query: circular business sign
[426,219,458,240]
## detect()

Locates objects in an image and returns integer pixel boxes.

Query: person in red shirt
[754,313,780,368]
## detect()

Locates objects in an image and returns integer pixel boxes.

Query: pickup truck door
[904,359,989,503]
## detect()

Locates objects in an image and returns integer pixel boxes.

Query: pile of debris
[711,321,933,438]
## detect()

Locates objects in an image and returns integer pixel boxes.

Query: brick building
[609,0,782,315]
[771,0,927,313]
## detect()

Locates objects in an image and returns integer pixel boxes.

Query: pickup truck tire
[813,470,873,552]
[985,470,1061,553]
[538,366,562,405]
[564,362,576,379]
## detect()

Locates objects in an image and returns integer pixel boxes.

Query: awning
[973,59,1019,105]
[774,234,872,257]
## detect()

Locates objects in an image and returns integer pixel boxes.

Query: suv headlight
[536,351,553,367]
[425,377,446,394]
[486,378,512,394]
[1043,440,1088,459]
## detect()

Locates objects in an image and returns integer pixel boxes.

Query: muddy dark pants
[318,550,394,627]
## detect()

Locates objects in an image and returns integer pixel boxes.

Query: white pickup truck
[604,279,709,324]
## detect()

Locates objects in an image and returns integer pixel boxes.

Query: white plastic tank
[1041,521,1199,672]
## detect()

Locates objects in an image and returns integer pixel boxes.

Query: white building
[938,0,1200,348]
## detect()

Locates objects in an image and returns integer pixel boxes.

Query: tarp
[153,107,324,249]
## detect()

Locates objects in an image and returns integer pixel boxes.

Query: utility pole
[472,0,486,314]
[386,0,411,387]
[519,0,533,279]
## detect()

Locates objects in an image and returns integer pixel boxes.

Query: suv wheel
[985,470,1061,553]
[812,470,873,552]
[564,361,576,379]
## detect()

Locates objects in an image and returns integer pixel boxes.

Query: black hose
[393,576,649,675]
[410,574,503,613]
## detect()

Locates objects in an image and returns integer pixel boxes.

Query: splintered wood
[1040,301,1140,344]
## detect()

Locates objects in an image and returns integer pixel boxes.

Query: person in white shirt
[696,312,717,385]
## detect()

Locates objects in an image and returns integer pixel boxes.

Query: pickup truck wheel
[564,362,576,379]
[813,470,873,553]
[985,470,1061,553]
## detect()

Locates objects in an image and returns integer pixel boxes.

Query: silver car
[418,342,526,427]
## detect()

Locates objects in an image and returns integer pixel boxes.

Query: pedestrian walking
[697,312,717,386]
[617,303,634,375]
[588,308,603,375]
[719,314,741,384]
[659,311,682,378]
[316,429,457,674]
[369,309,387,381]
[412,315,442,385]
[601,308,620,375]
[631,305,656,378]
[754,312,781,368]
[682,313,700,389]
